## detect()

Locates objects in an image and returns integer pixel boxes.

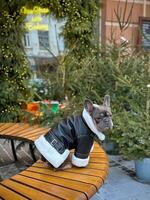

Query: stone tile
[91,155,150,200]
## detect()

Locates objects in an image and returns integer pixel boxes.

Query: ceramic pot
[135,158,150,183]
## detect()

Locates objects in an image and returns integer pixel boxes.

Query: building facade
[22,7,65,76]
[100,0,150,48]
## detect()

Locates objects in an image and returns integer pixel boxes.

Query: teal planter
[103,141,115,152]
[135,158,150,183]
[102,141,118,154]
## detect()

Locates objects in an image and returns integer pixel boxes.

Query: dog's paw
[62,162,73,170]
[54,162,73,171]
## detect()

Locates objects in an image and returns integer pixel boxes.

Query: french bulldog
[35,95,113,170]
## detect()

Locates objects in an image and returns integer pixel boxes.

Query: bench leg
[11,139,18,162]
[29,143,38,162]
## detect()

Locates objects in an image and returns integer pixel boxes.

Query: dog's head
[84,95,113,133]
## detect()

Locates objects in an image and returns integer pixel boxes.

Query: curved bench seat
[0,123,109,200]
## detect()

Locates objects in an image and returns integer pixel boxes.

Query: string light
[1,0,99,121]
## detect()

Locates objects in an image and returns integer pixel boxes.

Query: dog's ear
[103,95,110,107]
[84,99,94,113]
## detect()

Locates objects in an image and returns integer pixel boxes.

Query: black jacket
[44,114,94,159]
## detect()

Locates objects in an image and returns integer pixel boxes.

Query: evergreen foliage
[0,1,32,121]
[92,45,150,159]
[52,43,150,160]
[0,0,101,122]
[101,44,150,160]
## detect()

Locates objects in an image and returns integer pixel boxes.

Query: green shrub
[59,43,150,160]
[113,111,150,160]
[105,45,150,159]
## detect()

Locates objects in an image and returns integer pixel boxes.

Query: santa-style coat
[35,109,105,168]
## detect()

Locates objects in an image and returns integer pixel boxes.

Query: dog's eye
[106,112,112,117]
[99,112,112,118]
[95,113,104,122]
[100,113,105,117]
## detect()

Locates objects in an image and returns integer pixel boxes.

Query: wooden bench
[0,123,109,200]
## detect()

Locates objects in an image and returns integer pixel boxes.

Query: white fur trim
[72,154,89,167]
[34,135,70,168]
[82,108,105,141]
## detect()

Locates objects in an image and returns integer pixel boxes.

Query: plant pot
[103,141,114,152]
[135,158,150,183]
[102,141,118,154]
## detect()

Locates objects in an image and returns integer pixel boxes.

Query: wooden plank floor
[0,123,109,200]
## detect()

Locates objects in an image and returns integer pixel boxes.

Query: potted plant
[105,45,150,183]
[115,80,150,183]
[113,108,150,182]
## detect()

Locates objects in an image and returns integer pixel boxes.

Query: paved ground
[0,162,27,181]
[91,155,150,200]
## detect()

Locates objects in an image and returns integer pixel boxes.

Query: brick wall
[101,0,150,46]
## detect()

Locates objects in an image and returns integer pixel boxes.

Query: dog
[35,95,113,170]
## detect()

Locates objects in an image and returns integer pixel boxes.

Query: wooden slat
[87,162,108,170]
[13,128,47,140]
[11,175,86,200]
[16,128,47,138]
[22,131,47,140]
[0,124,30,135]
[6,130,45,140]
[12,126,47,136]
[0,184,29,200]
[28,135,46,141]
[27,165,103,190]
[2,125,39,136]
[0,123,7,128]
[34,161,108,184]
[91,154,108,159]
[0,123,48,141]
[0,123,15,132]
[1,179,60,200]
[89,157,108,164]
[20,170,97,199]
